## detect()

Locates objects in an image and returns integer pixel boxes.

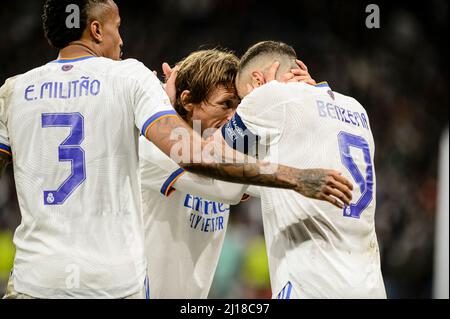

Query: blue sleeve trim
[221,113,260,155]
[0,143,12,157]
[160,168,186,197]
[141,110,178,137]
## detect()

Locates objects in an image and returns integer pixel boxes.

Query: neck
[58,41,100,59]
[185,115,193,129]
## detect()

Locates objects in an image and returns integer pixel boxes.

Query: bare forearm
[181,161,299,190]
[146,116,296,189]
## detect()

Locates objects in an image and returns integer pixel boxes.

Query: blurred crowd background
[0,0,448,299]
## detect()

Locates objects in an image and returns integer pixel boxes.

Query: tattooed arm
[146,115,353,208]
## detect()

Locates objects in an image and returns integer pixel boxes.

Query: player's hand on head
[265,61,281,83]
[162,62,178,106]
[280,60,317,85]
[265,60,317,85]
[294,169,353,209]
[162,62,173,79]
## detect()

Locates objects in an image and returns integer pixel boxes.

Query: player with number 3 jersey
[0,1,354,298]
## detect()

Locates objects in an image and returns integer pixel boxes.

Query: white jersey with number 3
[222,81,386,299]
[0,56,175,298]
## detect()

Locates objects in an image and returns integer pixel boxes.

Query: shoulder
[0,75,21,114]
[243,81,308,109]
[107,58,155,80]
[238,81,302,120]
[0,75,20,96]
[247,81,293,101]
[334,90,368,113]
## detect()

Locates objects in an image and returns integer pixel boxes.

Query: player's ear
[180,90,194,113]
[250,70,265,88]
[89,20,103,43]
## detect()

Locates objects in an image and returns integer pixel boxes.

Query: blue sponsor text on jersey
[316,100,370,130]
[184,194,229,233]
[24,76,101,101]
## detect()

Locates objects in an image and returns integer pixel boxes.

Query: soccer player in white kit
[140,50,242,298]
[219,41,387,299]
[0,1,353,298]
[139,49,334,299]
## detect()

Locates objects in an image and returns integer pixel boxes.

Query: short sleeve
[126,60,177,138]
[221,81,285,155]
[0,76,16,158]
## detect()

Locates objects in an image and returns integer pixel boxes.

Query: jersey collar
[49,55,97,64]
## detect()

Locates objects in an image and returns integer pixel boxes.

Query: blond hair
[174,49,239,120]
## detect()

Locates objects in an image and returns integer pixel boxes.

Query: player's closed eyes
[218,99,238,110]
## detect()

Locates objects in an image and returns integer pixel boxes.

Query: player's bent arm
[140,137,248,204]
[146,116,353,209]
[147,115,298,188]
[174,173,248,205]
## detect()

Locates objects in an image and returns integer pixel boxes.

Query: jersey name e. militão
[139,137,230,298]
[0,56,175,298]
[222,81,386,299]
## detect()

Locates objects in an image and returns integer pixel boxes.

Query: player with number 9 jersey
[222,41,387,299]
[0,56,174,298]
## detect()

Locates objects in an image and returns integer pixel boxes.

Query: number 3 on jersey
[338,132,374,219]
[42,113,86,205]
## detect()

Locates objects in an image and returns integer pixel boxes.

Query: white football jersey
[0,56,175,298]
[139,136,249,298]
[222,81,386,299]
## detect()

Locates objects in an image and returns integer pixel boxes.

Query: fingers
[322,185,351,206]
[290,68,317,85]
[296,59,308,71]
[320,193,344,209]
[281,74,316,85]
[290,68,309,76]
[281,68,317,85]
[328,178,353,203]
[330,171,354,191]
[280,72,295,82]
[162,62,173,80]
[292,75,316,84]
[266,61,280,82]
[164,65,179,106]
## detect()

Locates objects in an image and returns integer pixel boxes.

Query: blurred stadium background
[0,0,448,299]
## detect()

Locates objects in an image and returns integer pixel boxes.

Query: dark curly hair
[42,0,110,49]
